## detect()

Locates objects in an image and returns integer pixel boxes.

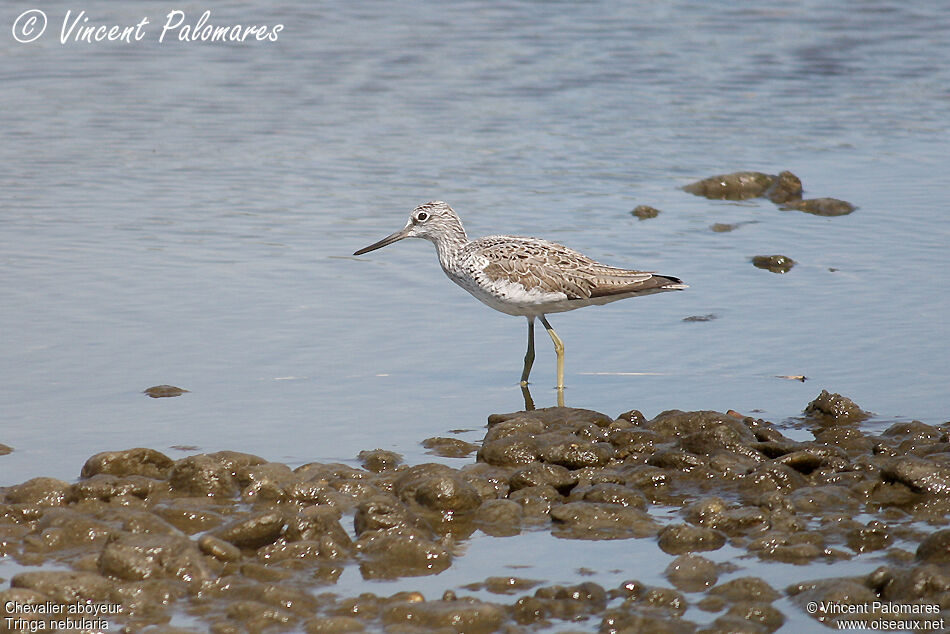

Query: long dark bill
[353,227,411,256]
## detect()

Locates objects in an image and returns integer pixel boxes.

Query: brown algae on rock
[2,396,950,631]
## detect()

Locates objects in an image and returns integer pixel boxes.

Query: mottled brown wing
[475,237,664,300]
[586,266,684,298]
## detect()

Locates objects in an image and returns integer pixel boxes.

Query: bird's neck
[431,222,469,269]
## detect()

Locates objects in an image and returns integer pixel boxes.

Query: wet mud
[2,392,949,632]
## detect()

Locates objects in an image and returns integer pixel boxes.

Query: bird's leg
[520,384,536,411]
[539,315,565,390]
[520,317,535,386]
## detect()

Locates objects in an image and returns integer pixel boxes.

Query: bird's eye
[417,212,429,221]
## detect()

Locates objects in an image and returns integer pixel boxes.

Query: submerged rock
[421,437,478,458]
[752,254,795,273]
[143,385,189,398]
[781,197,856,216]
[683,171,775,200]
[631,205,661,220]
[684,169,855,217]
[765,170,803,204]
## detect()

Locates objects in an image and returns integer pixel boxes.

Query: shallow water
[2,0,949,627]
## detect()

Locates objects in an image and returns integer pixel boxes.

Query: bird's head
[353,201,463,254]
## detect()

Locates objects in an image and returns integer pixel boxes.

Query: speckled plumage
[354,201,687,389]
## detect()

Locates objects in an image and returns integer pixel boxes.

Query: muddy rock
[304,615,366,632]
[534,582,608,622]
[354,496,412,535]
[355,526,452,579]
[765,170,803,204]
[197,534,242,562]
[664,554,719,592]
[476,435,540,466]
[538,434,614,468]
[382,597,505,632]
[632,205,661,220]
[788,485,859,513]
[458,462,511,500]
[72,473,163,503]
[648,410,749,440]
[752,254,795,273]
[781,197,856,216]
[169,455,239,497]
[11,570,114,602]
[881,456,950,495]
[615,581,688,618]
[473,499,523,536]
[847,520,891,553]
[788,578,879,625]
[814,426,875,454]
[4,477,74,507]
[551,502,658,540]
[916,528,950,563]
[747,530,833,563]
[284,505,352,549]
[144,384,189,397]
[574,482,647,509]
[716,601,786,632]
[99,533,209,584]
[804,390,870,425]
[710,577,780,603]
[212,511,285,549]
[509,484,559,522]
[488,407,614,430]
[479,576,542,595]
[81,448,175,479]
[422,437,478,458]
[152,499,225,534]
[357,449,403,473]
[394,463,482,515]
[683,497,768,536]
[658,523,726,554]
[509,463,577,493]
[683,171,775,200]
[26,508,113,552]
[236,462,299,501]
[480,408,615,469]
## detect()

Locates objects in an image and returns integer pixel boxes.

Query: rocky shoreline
[2,391,949,632]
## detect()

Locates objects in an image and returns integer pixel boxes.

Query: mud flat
[2,392,949,632]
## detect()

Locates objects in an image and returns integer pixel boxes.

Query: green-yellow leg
[539,315,564,390]
[520,317,535,386]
